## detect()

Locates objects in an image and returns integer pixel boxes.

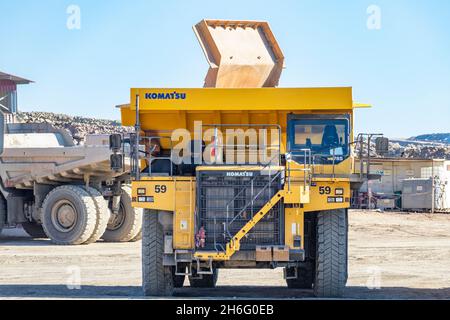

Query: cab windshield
[289,119,349,163]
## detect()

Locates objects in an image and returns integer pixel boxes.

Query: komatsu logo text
[145,92,187,100]
[226,172,254,177]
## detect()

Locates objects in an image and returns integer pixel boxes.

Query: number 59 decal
[319,186,332,195]
[155,185,167,194]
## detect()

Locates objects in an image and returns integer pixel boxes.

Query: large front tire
[102,186,142,242]
[41,185,97,245]
[314,209,348,298]
[142,211,174,296]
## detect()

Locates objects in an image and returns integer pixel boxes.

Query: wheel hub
[51,200,77,232]
[108,203,125,231]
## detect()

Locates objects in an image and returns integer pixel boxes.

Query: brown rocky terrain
[15,112,133,145]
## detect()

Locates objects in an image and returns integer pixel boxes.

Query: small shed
[0,71,33,114]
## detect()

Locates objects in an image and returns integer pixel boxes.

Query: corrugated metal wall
[359,160,448,194]
[0,80,17,94]
[0,80,17,113]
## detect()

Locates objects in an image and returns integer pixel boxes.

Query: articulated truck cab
[114,20,369,297]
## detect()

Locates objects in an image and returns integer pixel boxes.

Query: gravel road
[1,210,449,299]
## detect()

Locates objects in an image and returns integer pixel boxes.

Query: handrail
[224,153,281,215]
[227,170,283,227]
[202,124,282,166]
[223,153,281,241]
[144,136,174,176]
[130,135,174,177]
[286,149,312,192]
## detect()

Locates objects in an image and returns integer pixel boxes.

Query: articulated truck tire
[42,185,97,245]
[142,211,174,296]
[21,222,46,238]
[84,187,111,244]
[314,209,348,298]
[102,186,142,242]
[0,194,6,236]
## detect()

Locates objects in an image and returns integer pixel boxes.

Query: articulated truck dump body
[0,122,142,245]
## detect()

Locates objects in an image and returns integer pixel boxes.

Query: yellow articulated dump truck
[112,20,369,297]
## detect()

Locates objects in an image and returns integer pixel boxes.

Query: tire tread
[42,185,97,245]
[314,209,348,298]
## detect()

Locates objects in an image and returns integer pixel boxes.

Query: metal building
[0,71,33,115]
[354,158,450,211]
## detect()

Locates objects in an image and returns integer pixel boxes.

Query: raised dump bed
[0,123,142,245]
[194,19,285,88]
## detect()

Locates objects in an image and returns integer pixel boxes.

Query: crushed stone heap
[355,139,450,160]
[15,112,134,145]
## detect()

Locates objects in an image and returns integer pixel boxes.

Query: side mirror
[375,137,389,156]
[109,134,122,151]
[110,154,123,171]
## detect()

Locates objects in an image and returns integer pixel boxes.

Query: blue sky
[1,0,449,137]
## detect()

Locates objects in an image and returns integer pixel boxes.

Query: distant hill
[409,133,450,145]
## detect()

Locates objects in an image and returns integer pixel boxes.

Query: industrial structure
[113,19,371,298]
[354,157,450,212]
[0,71,32,123]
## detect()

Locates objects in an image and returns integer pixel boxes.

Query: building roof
[0,71,33,85]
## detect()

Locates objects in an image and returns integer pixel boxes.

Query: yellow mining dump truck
[113,20,369,297]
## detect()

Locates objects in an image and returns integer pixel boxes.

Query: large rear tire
[285,262,314,289]
[84,187,110,244]
[189,269,219,288]
[102,186,142,242]
[21,221,47,238]
[0,194,6,236]
[41,185,97,245]
[314,209,348,298]
[142,211,174,296]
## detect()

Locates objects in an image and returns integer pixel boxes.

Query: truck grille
[197,170,283,251]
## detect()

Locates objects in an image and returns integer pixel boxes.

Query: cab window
[288,119,349,163]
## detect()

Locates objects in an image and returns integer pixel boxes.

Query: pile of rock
[16,112,134,145]
[355,139,450,160]
[401,145,450,160]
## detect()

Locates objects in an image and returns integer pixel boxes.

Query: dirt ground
[1,210,450,300]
